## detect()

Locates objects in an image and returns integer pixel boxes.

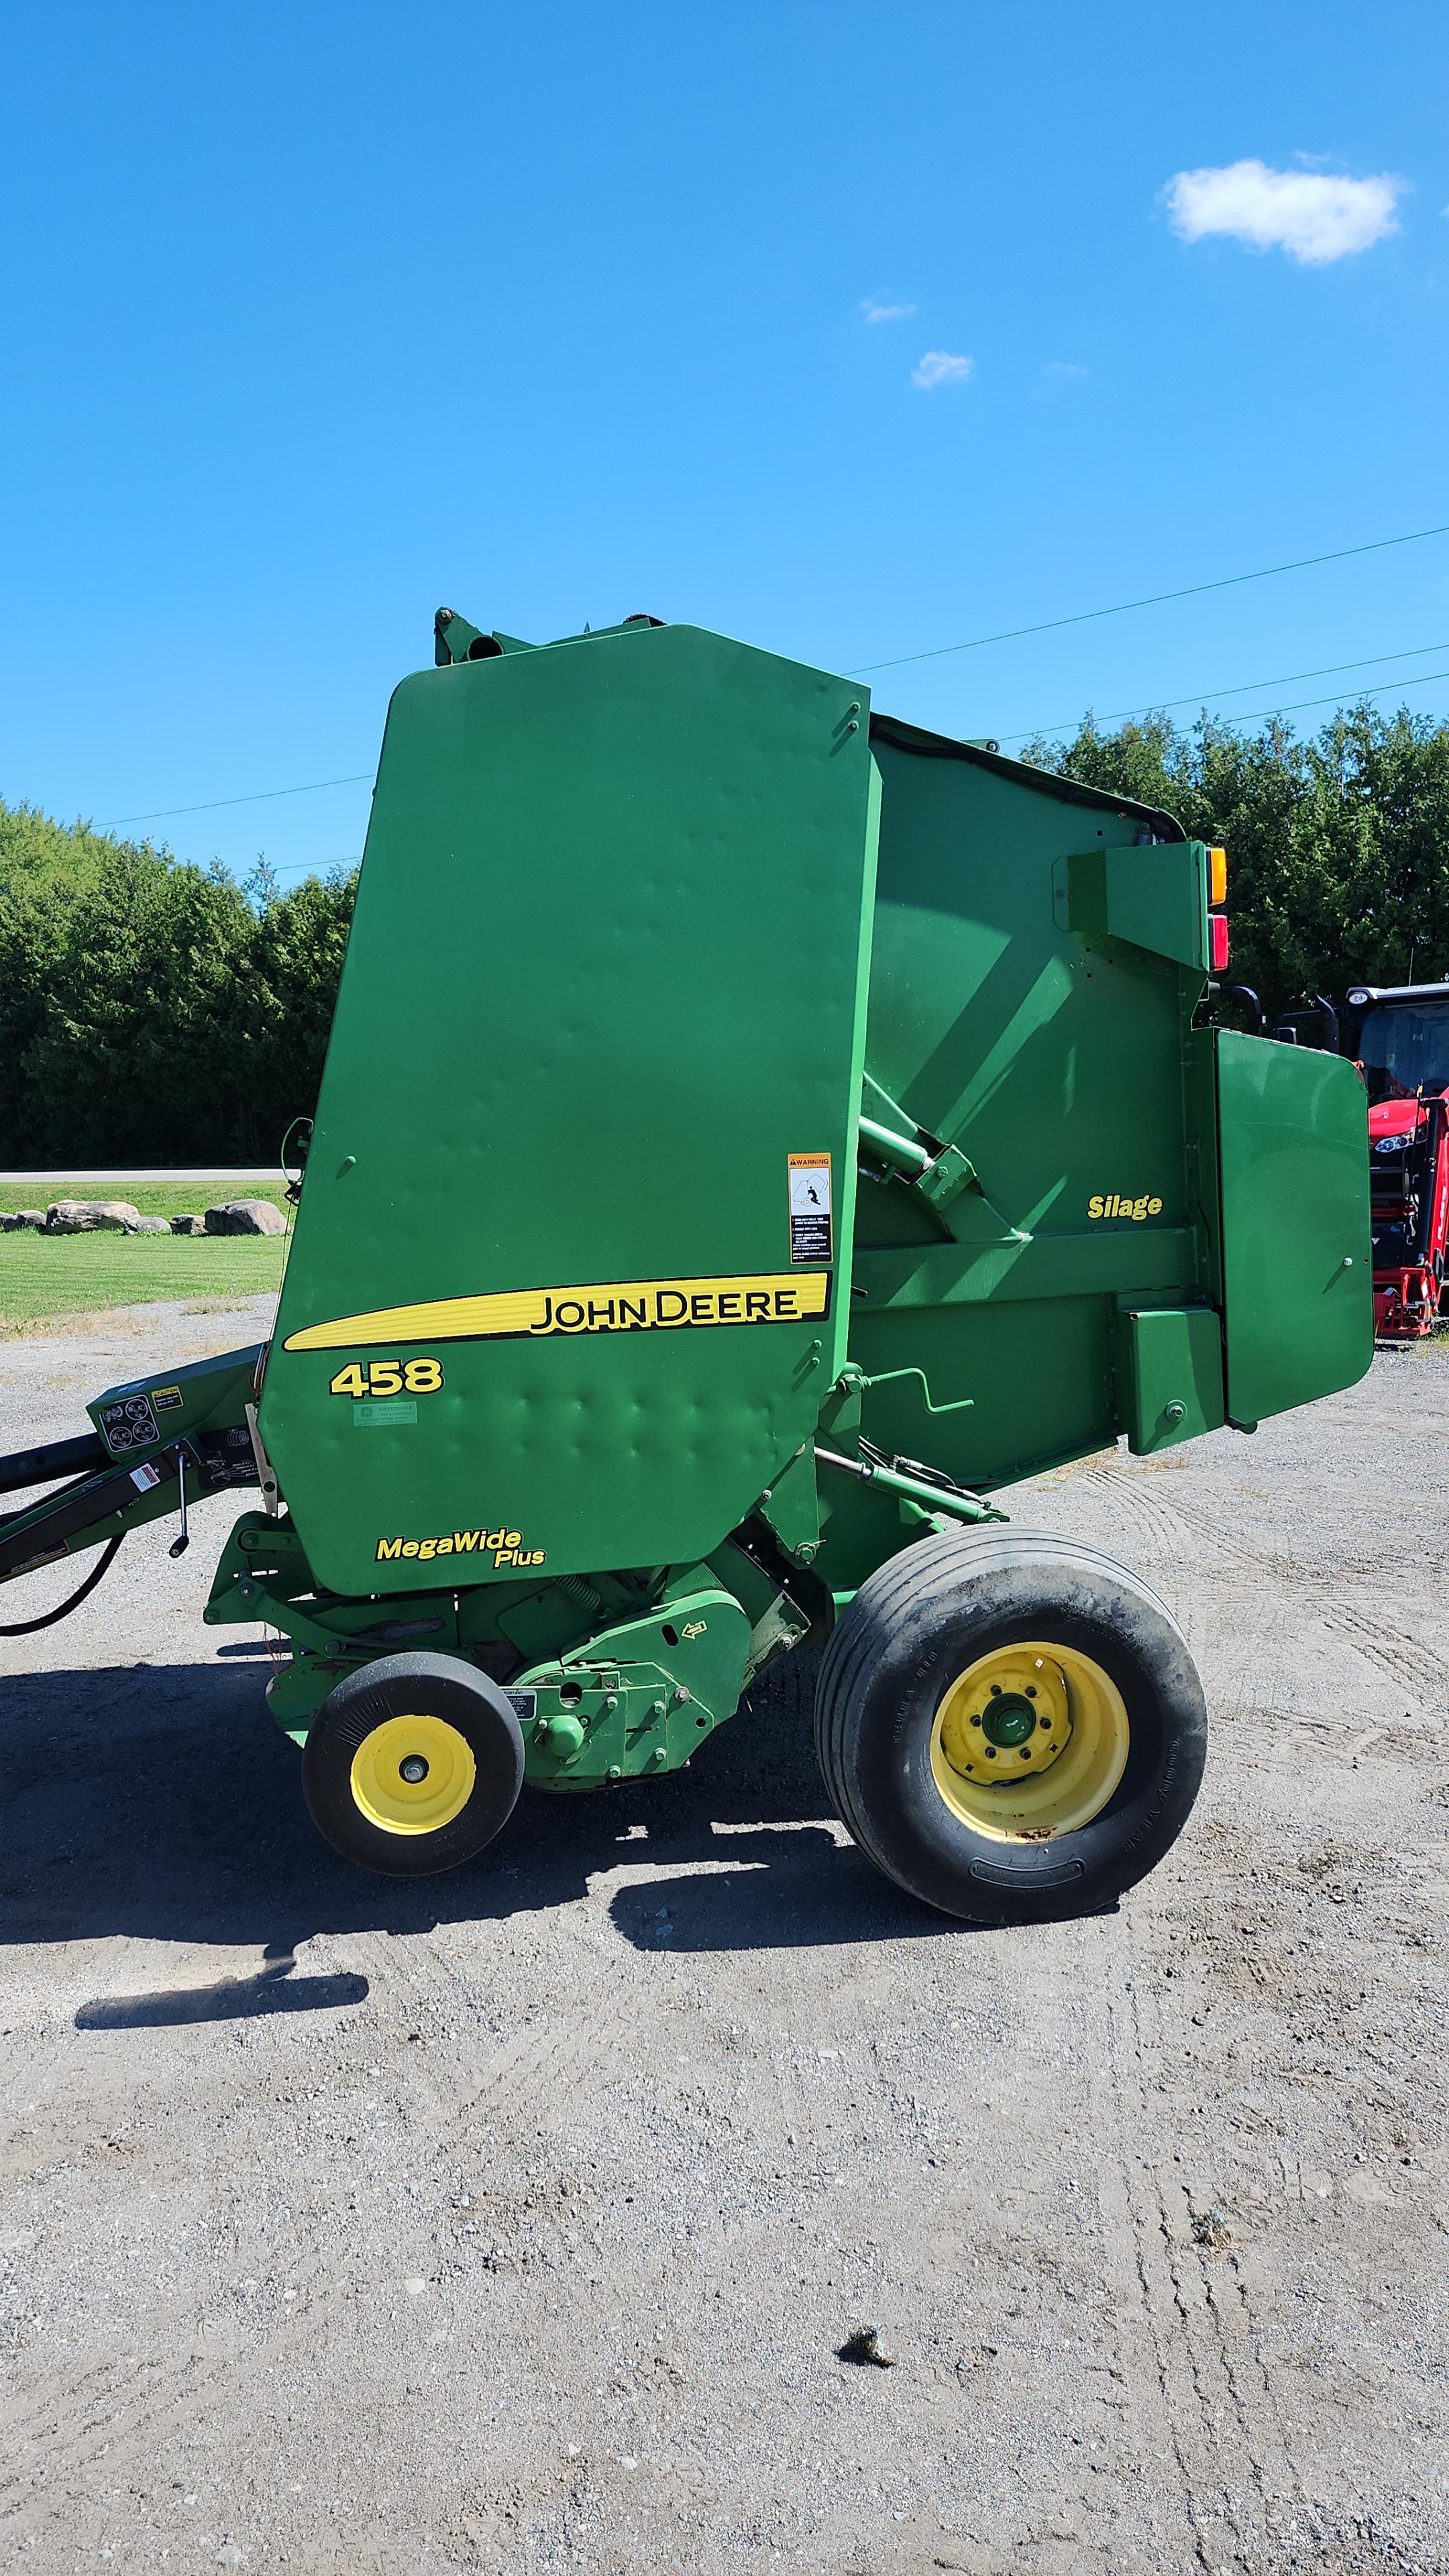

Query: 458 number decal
[329,1356,444,1399]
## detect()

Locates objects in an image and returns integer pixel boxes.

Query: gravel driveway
[1,1301,1446,2575]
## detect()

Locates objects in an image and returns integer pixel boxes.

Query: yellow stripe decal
[282,1270,831,1354]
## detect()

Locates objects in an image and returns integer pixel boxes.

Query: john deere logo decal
[284,1271,830,1354]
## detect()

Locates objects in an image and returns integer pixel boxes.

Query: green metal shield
[1216,1031,1373,1424]
[261,623,878,1595]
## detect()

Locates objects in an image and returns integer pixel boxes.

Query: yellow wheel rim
[930,1640,1129,1842]
[349,1713,476,1835]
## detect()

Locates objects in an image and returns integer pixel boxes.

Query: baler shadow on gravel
[0,611,1373,1922]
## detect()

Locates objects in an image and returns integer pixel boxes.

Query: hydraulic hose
[0,1534,125,1635]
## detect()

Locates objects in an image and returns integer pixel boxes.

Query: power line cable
[850,520,1449,677]
[1001,639,1449,746]
[1012,665,1449,751]
[105,772,373,828]
[250,855,362,881]
[92,515,1449,822]
[1191,668,1449,729]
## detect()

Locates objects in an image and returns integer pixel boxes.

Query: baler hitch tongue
[0,1340,265,1616]
[0,1431,109,1497]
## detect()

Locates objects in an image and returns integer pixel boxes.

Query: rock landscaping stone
[46,1199,142,1234]
[205,1198,286,1237]
[2,1211,46,1232]
[124,1216,170,1234]
[169,1214,207,1235]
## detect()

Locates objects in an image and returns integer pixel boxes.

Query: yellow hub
[930,1641,1129,1841]
[349,1712,476,1835]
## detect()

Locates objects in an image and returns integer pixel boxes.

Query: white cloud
[1044,360,1087,382]
[860,296,916,325]
[1164,159,1402,264]
[911,349,974,390]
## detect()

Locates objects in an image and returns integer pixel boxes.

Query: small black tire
[814,1527,1207,1925]
[301,1652,524,1877]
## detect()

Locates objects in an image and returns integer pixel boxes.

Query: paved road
[1,1302,1445,2575]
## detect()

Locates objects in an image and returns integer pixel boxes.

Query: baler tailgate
[1216,1030,1373,1421]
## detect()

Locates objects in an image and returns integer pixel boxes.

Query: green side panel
[837,728,1206,1515]
[1216,1030,1373,1422]
[1112,1307,1225,1456]
[261,625,878,1594]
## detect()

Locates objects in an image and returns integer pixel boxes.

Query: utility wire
[1001,640,1449,746]
[1194,669,1449,729]
[95,515,1449,822]
[851,520,1449,676]
[1012,665,1449,751]
[252,855,362,881]
[106,772,373,828]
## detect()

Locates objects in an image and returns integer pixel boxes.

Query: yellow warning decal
[284,1271,830,1355]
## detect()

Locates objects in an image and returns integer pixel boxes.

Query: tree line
[3,696,1447,1161]
[0,804,354,1163]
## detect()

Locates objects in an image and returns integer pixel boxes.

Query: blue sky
[3,1,1448,885]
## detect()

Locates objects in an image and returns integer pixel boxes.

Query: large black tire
[302,1652,524,1876]
[814,1527,1207,1925]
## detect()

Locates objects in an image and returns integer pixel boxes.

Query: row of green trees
[3,699,1447,1160]
[0,804,355,1162]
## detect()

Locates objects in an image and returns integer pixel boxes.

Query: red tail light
[1210,912,1230,972]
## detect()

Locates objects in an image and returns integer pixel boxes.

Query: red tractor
[1266,981,1449,1339]
[1345,983,1449,1338]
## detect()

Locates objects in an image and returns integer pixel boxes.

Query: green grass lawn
[0,1228,288,1329]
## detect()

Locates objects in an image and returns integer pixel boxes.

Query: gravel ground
[1,1302,1446,2576]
